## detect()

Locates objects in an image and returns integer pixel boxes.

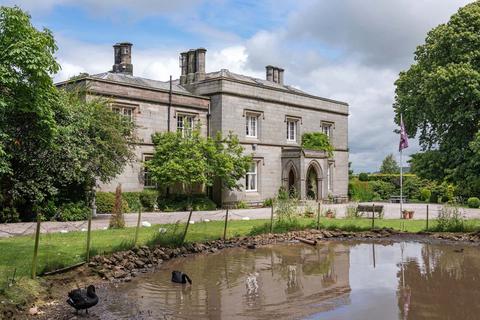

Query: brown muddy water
[92,240,480,320]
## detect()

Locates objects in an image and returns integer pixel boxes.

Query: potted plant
[402,210,414,219]
[326,209,335,219]
[408,210,414,219]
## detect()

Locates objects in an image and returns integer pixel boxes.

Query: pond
[94,240,480,319]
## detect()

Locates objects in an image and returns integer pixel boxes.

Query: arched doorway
[306,162,322,200]
[288,169,296,197]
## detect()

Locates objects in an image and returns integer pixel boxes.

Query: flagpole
[400,148,403,218]
[400,114,404,219]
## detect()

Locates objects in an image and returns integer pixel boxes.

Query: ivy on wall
[301,132,333,157]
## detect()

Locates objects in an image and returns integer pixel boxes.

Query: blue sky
[1,0,473,172]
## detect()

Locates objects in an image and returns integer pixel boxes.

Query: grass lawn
[2,217,480,286]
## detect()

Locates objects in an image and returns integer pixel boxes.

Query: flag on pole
[399,116,409,151]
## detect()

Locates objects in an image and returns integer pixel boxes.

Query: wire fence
[0,201,478,291]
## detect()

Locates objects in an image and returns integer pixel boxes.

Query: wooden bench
[389,196,408,203]
[357,205,384,218]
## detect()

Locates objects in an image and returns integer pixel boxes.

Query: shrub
[358,173,369,182]
[235,200,248,209]
[263,198,273,207]
[139,190,158,211]
[433,204,465,232]
[301,132,333,156]
[349,179,374,202]
[158,195,216,212]
[0,207,19,223]
[122,192,142,212]
[58,202,90,221]
[420,188,432,202]
[369,180,396,200]
[467,197,480,208]
[96,192,129,214]
[109,185,125,229]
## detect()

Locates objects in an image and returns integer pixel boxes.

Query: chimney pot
[266,65,274,81]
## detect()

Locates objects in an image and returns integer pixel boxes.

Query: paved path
[1,202,479,238]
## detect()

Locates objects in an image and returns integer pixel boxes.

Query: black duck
[67,285,99,314]
[172,271,192,284]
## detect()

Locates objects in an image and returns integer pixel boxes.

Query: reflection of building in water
[128,243,351,319]
[398,243,480,320]
[218,242,352,319]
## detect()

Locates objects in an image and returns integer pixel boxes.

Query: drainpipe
[207,102,211,137]
[168,75,172,132]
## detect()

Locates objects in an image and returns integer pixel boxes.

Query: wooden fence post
[316,202,321,230]
[134,206,142,246]
[270,204,274,233]
[182,209,193,243]
[31,213,41,279]
[371,204,375,229]
[426,204,429,230]
[86,210,92,262]
[223,208,229,241]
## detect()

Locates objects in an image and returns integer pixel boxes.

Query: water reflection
[96,241,480,320]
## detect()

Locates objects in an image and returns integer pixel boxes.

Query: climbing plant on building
[301,132,334,157]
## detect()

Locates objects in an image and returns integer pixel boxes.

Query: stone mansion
[58,43,349,206]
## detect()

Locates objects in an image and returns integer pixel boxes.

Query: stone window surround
[321,120,335,138]
[174,110,199,137]
[111,102,139,121]
[243,109,263,139]
[285,115,302,143]
[245,158,264,193]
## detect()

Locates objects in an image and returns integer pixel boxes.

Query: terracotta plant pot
[402,211,409,219]
[408,211,414,219]
[326,212,334,219]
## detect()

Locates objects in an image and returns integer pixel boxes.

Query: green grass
[2,217,480,287]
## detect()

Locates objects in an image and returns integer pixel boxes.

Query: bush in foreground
[468,197,480,209]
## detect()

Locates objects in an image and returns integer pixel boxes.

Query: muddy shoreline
[8,228,480,319]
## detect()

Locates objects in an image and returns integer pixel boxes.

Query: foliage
[369,180,396,200]
[96,192,129,214]
[109,185,125,229]
[0,7,136,220]
[301,132,333,156]
[57,202,90,221]
[122,192,142,212]
[349,179,374,202]
[380,154,400,174]
[139,190,158,211]
[235,200,248,209]
[0,207,18,223]
[248,219,306,236]
[394,2,480,197]
[263,198,273,207]
[345,204,364,219]
[431,204,466,232]
[420,188,432,202]
[158,194,216,212]
[358,173,369,181]
[146,222,183,247]
[467,197,480,209]
[148,129,251,197]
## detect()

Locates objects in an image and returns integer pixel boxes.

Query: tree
[393,2,480,196]
[147,129,252,201]
[0,7,136,220]
[380,154,400,174]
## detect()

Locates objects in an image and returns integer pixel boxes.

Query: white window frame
[246,114,258,138]
[327,163,334,192]
[245,161,258,192]
[177,114,195,137]
[143,155,156,188]
[286,119,297,142]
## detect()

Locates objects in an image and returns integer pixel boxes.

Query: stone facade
[57,43,349,205]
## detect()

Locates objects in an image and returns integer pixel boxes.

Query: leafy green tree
[0,7,136,219]
[147,129,251,201]
[394,2,480,196]
[380,154,400,174]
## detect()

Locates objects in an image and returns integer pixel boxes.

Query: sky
[1,0,473,172]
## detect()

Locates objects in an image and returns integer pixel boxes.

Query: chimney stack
[112,42,133,75]
[180,48,207,85]
[265,65,284,85]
